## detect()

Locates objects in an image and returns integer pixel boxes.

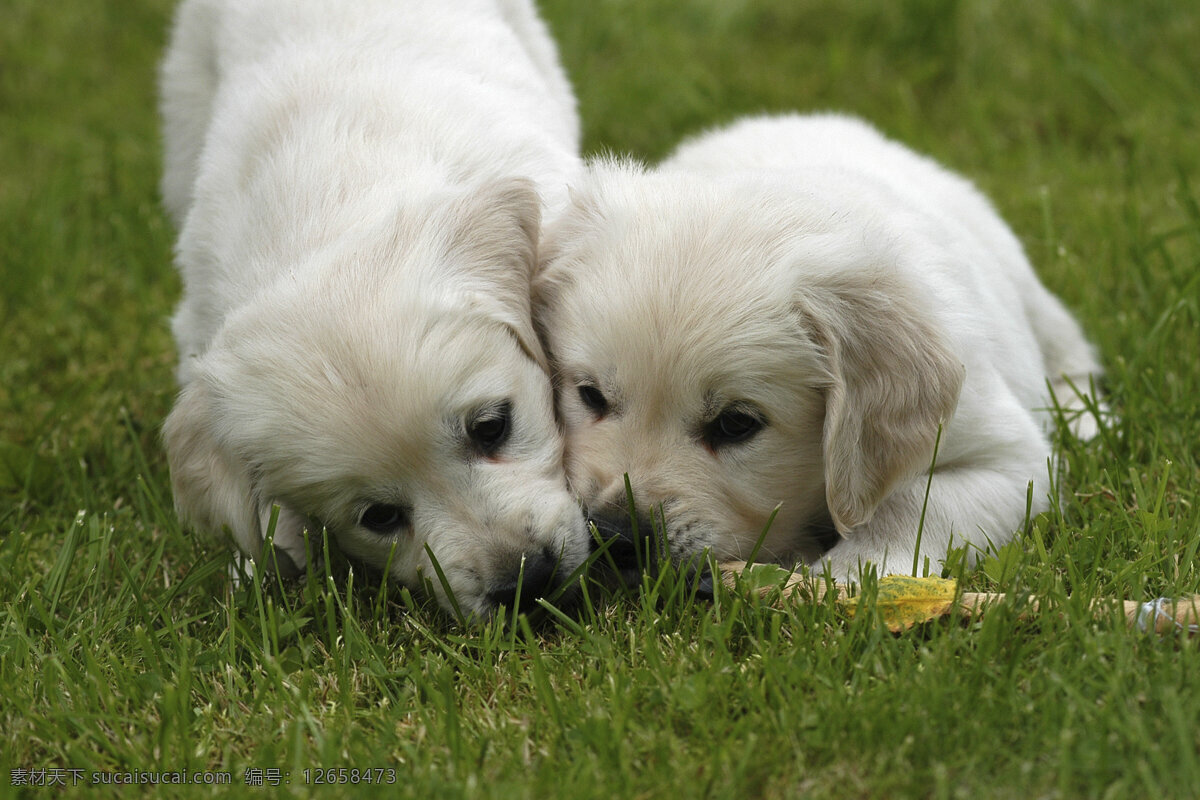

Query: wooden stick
[943,592,1200,634]
[721,562,1200,635]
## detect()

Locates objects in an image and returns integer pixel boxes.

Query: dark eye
[577,384,609,417]
[468,402,512,455]
[706,407,765,448]
[359,503,410,534]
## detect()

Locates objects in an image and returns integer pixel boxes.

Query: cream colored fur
[160,0,586,617]
[535,113,1102,579]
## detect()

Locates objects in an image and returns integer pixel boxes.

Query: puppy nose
[486,547,561,613]
[691,562,716,600]
[588,509,658,585]
[588,509,714,599]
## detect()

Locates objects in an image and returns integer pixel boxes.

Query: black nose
[486,547,561,613]
[588,509,659,586]
[691,564,716,600]
[588,509,715,599]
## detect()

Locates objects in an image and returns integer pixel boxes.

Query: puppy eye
[577,384,609,417]
[467,401,512,455]
[359,503,411,534]
[706,407,765,448]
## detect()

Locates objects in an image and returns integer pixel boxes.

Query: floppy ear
[795,273,965,534]
[445,176,548,370]
[530,178,616,363]
[162,379,310,576]
[529,206,571,362]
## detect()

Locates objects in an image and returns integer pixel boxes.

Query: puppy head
[165,178,588,618]
[534,161,963,565]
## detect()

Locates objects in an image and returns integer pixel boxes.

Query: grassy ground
[3,0,1198,796]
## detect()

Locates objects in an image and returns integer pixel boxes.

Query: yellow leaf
[844,575,959,632]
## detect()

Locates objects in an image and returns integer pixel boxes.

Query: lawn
[2,0,1199,796]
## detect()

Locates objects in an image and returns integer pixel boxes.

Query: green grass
[3,0,1199,796]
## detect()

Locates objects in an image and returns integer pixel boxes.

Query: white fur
[535,113,1103,580]
[160,0,587,617]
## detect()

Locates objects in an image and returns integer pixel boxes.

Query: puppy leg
[1024,286,1105,440]
[821,393,1053,580]
[819,459,1051,580]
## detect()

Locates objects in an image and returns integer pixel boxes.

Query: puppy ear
[530,180,615,361]
[445,176,548,369]
[795,273,965,533]
[530,215,571,362]
[163,379,310,576]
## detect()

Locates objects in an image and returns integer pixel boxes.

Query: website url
[11,769,233,787]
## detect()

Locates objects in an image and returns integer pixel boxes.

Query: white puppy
[160,0,588,617]
[534,113,1102,579]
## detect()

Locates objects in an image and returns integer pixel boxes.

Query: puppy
[534,113,1102,579]
[159,0,588,618]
